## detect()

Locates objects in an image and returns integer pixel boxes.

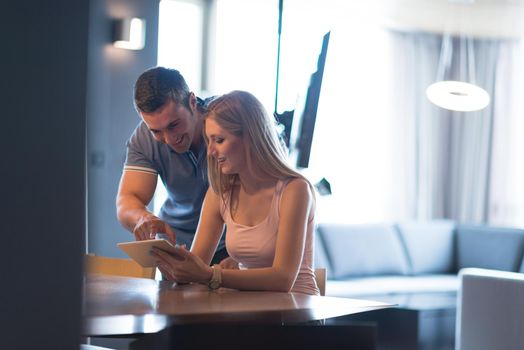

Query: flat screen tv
[288,31,330,169]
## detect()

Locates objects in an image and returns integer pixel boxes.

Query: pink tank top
[221,178,319,295]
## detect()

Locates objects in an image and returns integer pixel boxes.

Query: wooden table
[83,274,392,340]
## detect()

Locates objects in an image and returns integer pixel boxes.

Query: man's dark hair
[134,67,191,113]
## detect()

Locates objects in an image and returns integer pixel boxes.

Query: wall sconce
[112,17,146,50]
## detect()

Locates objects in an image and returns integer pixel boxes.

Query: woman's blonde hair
[204,90,310,198]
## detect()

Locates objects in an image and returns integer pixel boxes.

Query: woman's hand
[151,245,213,284]
[219,257,239,270]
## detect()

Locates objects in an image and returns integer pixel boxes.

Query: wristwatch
[208,264,222,291]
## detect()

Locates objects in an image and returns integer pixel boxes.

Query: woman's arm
[152,179,314,291]
[220,178,314,292]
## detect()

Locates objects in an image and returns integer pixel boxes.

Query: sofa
[314,220,524,349]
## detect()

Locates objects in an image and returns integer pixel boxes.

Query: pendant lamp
[426,15,490,112]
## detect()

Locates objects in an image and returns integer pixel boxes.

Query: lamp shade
[426,80,490,112]
[113,18,146,50]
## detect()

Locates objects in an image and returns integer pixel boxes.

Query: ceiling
[344,0,524,38]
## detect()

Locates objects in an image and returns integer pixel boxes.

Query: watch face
[209,280,220,290]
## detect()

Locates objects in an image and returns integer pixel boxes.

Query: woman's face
[205,117,246,175]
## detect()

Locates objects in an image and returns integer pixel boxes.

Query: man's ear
[188,92,197,112]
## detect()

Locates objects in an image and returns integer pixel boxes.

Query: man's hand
[133,214,176,244]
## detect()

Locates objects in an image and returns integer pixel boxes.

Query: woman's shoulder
[282,177,313,197]
[280,177,315,219]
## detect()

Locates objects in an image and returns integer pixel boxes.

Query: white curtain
[389,30,524,227]
[489,39,524,228]
[387,31,443,221]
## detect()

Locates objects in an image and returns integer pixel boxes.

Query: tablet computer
[117,239,178,267]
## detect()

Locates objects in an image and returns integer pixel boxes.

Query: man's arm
[190,188,226,264]
[116,170,176,242]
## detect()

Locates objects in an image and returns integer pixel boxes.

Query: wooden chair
[314,268,327,296]
[85,254,156,279]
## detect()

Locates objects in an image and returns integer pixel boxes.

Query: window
[211,0,278,112]
[158,0,204,90]
[157,1,524,228]
[155,0,206,213]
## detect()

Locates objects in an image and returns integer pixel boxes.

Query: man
[116,66,228,265]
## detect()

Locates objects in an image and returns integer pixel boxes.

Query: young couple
[117,67,319,295]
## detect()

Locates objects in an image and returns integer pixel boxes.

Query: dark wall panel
[1,1,89,349]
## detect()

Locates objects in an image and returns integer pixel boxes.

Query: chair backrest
[314,268,327,296]
[456,268,524,350]
[85,254,156,279]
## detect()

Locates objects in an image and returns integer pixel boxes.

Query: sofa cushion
[325,274,459,299]
[316,224,409,280]
[397,220,456,275]
[456,225,524,272]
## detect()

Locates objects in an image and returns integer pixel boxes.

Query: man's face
[140,96,200,153]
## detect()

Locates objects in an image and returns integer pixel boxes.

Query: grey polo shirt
[124,121,225,250]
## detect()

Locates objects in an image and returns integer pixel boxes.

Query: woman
[152,90,319,295]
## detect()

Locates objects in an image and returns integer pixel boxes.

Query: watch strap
[208,264,222,290]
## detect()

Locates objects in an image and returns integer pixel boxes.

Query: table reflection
[83,274,392,336]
